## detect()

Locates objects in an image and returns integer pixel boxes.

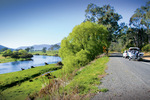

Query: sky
[0,0,149,49]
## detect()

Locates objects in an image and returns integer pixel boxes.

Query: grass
[0,51,59,63]
[0,54,16,63]
[0,64,61,90]
[1,74,51,100]
[64,56,109,94]
[0,56,109,100]
[0,54,32,63]
[0,64,61,100]
[31,50,59,56]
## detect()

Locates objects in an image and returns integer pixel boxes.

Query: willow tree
[59,21,109,73]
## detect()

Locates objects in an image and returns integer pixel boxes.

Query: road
[92,53,150,100]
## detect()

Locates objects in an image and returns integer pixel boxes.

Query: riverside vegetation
[0,21,110,100]
[0,1,149,99]
[0,49,33,63]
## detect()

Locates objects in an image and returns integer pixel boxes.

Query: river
[0,55,61,74]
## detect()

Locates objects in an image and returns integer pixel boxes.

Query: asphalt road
[92,53,150,100]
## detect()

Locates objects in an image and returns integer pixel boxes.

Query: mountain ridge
[0,45,14,51]
[17,43,61,50]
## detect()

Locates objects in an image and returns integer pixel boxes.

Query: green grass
[0,54,16,63]
[99,88,109,92]
[0,64,61,100]
[0,64,61,90]
[64,56,109,94]
[0,51,59,63]
[0,56,109,100]
[1,75,50,100]
[0,54,32,63]
[31,50,59,56]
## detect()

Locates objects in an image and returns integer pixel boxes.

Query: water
[0,55,61,74]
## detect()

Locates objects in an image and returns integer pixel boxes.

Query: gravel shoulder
[92,53,150,100]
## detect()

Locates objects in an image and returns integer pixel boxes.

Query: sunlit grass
[0,64,61,100]
[31,50,59,56]
[0,54,16,63]
[64,56,109,94]
[0,64,61,90]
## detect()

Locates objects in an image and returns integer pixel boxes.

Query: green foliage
[0,48,8,52]
[25,47,30,52]
[11,51,20,59]
[2,49,13,57]
[0,54,16,63]
[142,44,150,52]
[31,50,59,56]
[42,47,47,53]
[129,1,150,44]
[49,44,60,50]
[85,4,122,41]
[0,64,61,90]
[99,88,109,92]
[64,56,109,94]
[2,50,33,59]
[59,21,109,74]
[0,64,61,100]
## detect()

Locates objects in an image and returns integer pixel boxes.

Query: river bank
[0,50,59,64]
[0,64,62,100]
[0,54,29,63]
[0,56,109,100]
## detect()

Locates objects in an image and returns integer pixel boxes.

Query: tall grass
[27,56,109,100]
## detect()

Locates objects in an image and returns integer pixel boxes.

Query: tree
[30,46,34,52]
[25,47,30,52]
[59,21,109,73]
[2,49,13,58]
[85,4,122,42]
[42,47,47,53]
[0,48,8,52]
[11,51,19,59]
[129,1,150,43]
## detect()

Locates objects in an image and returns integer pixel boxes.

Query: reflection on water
[0,55,61,74]
[11,61,20,65]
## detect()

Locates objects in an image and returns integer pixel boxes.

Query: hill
[17,43,60,51]
[0,45,14,51]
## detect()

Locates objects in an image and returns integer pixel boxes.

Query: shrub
[59,21,110,75]
[142,44,150,52]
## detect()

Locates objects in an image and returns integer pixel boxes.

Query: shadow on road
[139,59,150,63]
[144,55,150,57]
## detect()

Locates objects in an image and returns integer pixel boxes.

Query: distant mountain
[0,45,14,51]
[0,45,6,50]
[17,43,61,51]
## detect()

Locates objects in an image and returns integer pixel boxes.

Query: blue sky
[0,0,149,48]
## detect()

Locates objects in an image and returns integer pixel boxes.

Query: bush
[2,49,13,57]
[59,21,110,74]
[142,44,150,52]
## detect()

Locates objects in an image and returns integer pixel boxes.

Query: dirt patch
[143,57,150,60]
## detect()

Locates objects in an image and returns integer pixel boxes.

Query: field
[0,54,16,63]
[0,56,109,100]
[0,64,62,100]
[31,50,59,56]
